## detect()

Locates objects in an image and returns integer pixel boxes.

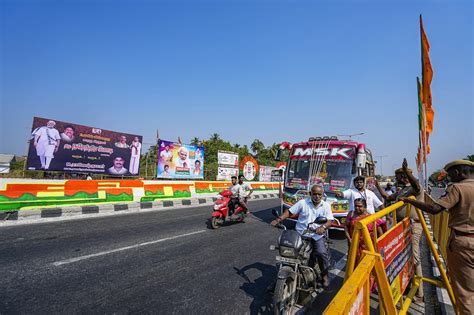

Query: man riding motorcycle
[227,176,240,216]
[271,184,334,288]
[237,175,253,213]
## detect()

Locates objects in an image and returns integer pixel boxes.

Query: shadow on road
[234,262,277,315]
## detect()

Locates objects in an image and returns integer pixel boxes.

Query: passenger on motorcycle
[237,175,253,213]
[228,176,240,215]
[271,184,334,288]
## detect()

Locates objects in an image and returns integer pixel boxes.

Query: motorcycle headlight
[214,204,222,210]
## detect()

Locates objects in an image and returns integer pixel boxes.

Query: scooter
[210,190,248,229]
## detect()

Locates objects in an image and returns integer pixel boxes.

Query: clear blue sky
[1,0,472,175]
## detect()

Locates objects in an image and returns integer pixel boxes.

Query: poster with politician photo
[26,117,143,176]
[156,140,204,179]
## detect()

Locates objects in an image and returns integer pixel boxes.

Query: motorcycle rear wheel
[211,216,223,229]
[273,277,296,315]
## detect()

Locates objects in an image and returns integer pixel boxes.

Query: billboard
[217,150,239,180]
[26,117,143,176]
[259,165,277,182]
[240,156,259,181]
[217,167,239,180]
[218,151,239,167]
[157,140,204,179]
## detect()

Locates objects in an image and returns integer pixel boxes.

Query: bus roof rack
[308,136,338,141]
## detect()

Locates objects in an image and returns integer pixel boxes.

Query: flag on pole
[420,15,435,138]
[420,15,433,109]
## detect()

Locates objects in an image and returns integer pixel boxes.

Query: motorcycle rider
[271,184,334,288]
[237,175,253,213]
[227,176,240,216]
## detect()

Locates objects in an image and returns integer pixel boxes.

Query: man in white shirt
[33,120,61,170]
[227,176,240,215]
[107,156,128,175]
[237,175,253,213]
[335,175,384,214]
[129,137,141,175]
[271,184,334,288]
[175,147,190,168]
[160,145,173,161]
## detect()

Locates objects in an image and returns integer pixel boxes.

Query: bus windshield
[285,159,354,193]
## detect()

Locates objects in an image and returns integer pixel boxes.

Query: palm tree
[190,137,200,146]
[210,133,221,141]
[251,139,265,155]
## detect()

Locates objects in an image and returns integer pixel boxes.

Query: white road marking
[53,230,207,266]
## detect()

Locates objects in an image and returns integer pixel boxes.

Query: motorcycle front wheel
[273,277,297,315]
[210,216,223,229]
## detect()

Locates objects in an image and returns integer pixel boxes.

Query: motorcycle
[270,213,328,315]
[210,190,247,229]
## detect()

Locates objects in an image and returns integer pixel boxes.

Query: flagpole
[422,105,429,189]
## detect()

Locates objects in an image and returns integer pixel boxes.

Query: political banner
[217,166,239,181]
[217,150,239,180]
[377,218,414,301]
[240,156,259,181]
[259,165,277,182]
[218,151,239,167]
[157,140,204,179]
[26,117,142,176]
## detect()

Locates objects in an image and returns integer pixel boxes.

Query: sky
[1,0,472,175]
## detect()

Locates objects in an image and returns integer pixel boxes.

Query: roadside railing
[324,197,457,314]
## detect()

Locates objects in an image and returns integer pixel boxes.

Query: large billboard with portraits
[26,117,143,176]
[157,140,205,179]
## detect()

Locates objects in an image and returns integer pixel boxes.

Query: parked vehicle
[270,214,328,314]
[210,190,247,229]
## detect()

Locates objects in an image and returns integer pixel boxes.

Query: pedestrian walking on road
[401,159,474,315]
[376,158,425,302]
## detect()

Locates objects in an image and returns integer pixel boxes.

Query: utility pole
[375,155,388,177]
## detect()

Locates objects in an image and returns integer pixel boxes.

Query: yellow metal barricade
[325,197,457,314]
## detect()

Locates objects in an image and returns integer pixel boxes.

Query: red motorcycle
[210,190,247,229]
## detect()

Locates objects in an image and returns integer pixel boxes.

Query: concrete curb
[0,191,280,225]
[424,214,455,314]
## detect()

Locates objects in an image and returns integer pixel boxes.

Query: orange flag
[420,15,433,112]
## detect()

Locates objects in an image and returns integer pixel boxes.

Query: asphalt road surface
[0,198,349,314]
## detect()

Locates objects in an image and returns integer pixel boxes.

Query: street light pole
[337,132,365,140]
[375,155,388,177]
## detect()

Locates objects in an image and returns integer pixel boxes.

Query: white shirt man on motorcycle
[271,184,334,288]
[227,176,240,215]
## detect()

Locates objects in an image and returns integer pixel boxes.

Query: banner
[26,117,143,176]
[240,156,259,181]
[259,165,277,182]
[157,140,204,179]
[218,151,239,167]
[217,166,239,181]
[377,218,414,302]
[217,150,239,180]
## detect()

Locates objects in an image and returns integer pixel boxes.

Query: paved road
[0,198,349,314]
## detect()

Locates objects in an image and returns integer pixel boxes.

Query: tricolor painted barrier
[0,178,281,212]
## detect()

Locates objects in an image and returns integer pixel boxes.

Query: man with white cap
[401,159,474,314]
[32,120,61,170]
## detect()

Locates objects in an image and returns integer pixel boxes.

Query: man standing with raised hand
[401,160,474,314]
[376,158,425,302]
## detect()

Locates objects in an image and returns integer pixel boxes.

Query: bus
[275,136,376,230]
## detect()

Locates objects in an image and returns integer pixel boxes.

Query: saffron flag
[420,15,433,111]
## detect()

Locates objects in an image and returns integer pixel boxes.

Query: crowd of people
[268,158,473,314]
